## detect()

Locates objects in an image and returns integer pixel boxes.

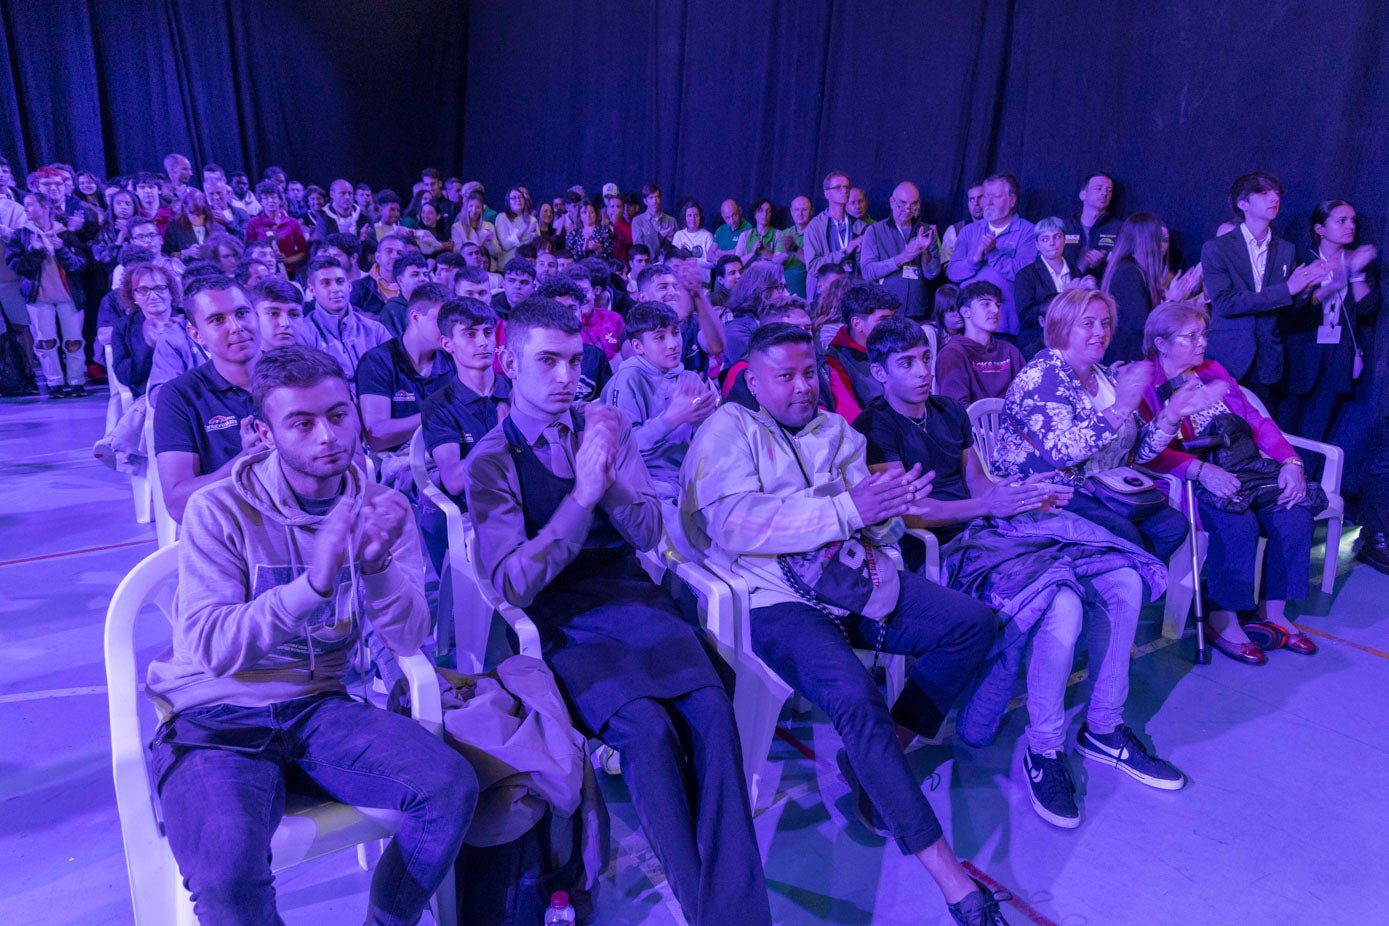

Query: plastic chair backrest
[967,397,1006,475]
[145,410,179,547]
[408,427,459,518]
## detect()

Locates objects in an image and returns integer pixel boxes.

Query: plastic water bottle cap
[551,890,569,908]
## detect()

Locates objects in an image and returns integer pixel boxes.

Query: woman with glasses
[111,263,184,397]
[1101,213,1202,363]
[1138,300,1318,664]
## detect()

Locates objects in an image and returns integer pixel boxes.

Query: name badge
[1064,234,1081,245]
[902,265,920,280]
[1317,324,1342,345]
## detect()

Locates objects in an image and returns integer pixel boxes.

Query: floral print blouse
[991,349,1176,485]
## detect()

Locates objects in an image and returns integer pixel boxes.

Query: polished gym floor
[2,390,1384,925]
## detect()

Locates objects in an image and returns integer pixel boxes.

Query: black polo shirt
[1062,214,1122,273]
[152,361,254,472]
[379,296,410,338]
[354,338,454,425]
[421,374,513,503]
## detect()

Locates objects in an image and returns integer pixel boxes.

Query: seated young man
[532,281,612,401]
[250,276,310,350]
[681,322,1011,926]
[356,282,452,455]
[350,232,410,318]
[563,262,625,360]
[490,255,536,319]
[304,256,390,380]
[934,281,1026,405]
[154,276,266,523]
[826,280,901,421]
[432,251,468,294]
[465,297,771,926]
[636,262,724,377]
[453,265,492,303]
[147,344,475,923]
[422,297,510,505]
[378,251,433,338]
[855,318,1180,828]
[599,301,717,500]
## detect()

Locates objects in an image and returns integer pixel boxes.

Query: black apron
[503,414,720,734]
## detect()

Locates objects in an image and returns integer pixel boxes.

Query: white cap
[601,182,619,197]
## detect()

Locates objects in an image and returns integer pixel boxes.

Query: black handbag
[1193,413,1328,516]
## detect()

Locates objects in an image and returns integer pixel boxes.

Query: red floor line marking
[1294,623,1389,660]
[0,537,156,567]
[773,725,817,761]
[963,861,1060,926]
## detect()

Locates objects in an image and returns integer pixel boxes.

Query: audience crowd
[4,151,1387,926]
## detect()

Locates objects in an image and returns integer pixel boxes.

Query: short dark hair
[324,232,361,256]
[255,179,280,199]
[628,244,652,260]
[1229,171,1284,217]
[184,275,247,323]
[563,264,596,291]
[421,167,441,180]
[507,296,581,353]
[438,297,498,337]
[456,266,490,286]
[250,276,303,307]
[408,282,450,308]
[536,278,586,303]
[756,294,808,325]
[636,264,676,290]
[624,301,680,339]
[839,281,901,327]
[230,170,248,182]
[435,251,467,270]
[715,254,743,282]
[866,316,929,366]
[116,244,157,266]
[375,190,401,207]
[502,256,536,280]
[641,183,661,198]
[958,280,1004,310]
[392,251,430,278]
[233,258,269,285]
[252,345,348,416]
[749,321,812,357]
[818,261,845,279]
[305,256,345,282]
[577,257,611,288]
[1080,170,1114,191]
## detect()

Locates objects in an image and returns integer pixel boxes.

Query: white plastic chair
[106,344,153,524]
[145,410,179,548]
[966,398,1005,476]
[105,544,456,926]
[464,523,543,660]
[1240,386,1344,595]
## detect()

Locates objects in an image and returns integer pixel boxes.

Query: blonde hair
[1043,287,1117,350]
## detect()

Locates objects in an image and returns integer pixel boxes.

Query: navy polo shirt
[422,374,512,456]
[354,338,454,422]
[152,361,253,472]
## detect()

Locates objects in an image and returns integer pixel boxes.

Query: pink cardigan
[1137,360,1296,479]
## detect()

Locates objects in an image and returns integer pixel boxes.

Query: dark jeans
[1362,414,1389,535]
[750,571,997,855]
[151,693,477,926]
[1066,489,1190,561]
[600,688,771,926]
[1199,498,1314,611]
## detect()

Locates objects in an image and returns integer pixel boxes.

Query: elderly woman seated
[1137,300,1321,664]
[991,287,1215,559]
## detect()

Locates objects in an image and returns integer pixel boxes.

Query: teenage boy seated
[454,265,491,302]
[464,298,772,926]
[146,344,475,924]
[490,256,536,319]
[636,262,725,377]
[934,281,1026,405]
[356,282,452,455]
[531,283,613,401]
[561,262,624,359]
[599,301,718,500]
[154,276,265,523]
[378,252,433,338]
[422,297,510,505]
[303,257,390,379]
[250,276,310,350]
[681,322,1011,926]
[432,251,468,294]
[826,280,900,421]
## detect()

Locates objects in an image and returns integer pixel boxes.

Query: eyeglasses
[132,232,162,241]
[825,184,850,192]
[1169,331,1209,344]
[134,284,170,298]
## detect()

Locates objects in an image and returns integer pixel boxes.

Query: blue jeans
[750,571,998,854]
[151,693,477,926]
[1199,499,1313,610]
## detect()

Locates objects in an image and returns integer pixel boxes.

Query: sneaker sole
[1026,786,1081,828]
[1075,742,1186,791]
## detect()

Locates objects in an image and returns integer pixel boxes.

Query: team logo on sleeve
[206,415,238,432]
[393,389,416,404]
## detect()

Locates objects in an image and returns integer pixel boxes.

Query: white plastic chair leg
[732,657,793,811]
[1321,517,1342,594]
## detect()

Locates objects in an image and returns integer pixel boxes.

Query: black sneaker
[836,748,890,837]
[948,877,1012,925]
[1076,724,1185,791]
[1357,531,1389,576]
[1023,749,1079,828]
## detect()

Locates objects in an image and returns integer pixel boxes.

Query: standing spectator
[162,153,193,200]
[91,189,139,273]
[778,195,814,298]
[1063,172,1122,276]
[1102,213,1203,364]
[847,187,873,225]
[861,181,941,320]
[0,193,36,385]
[74,171,107,224]
[228,171,261,216]
[946,173,1037,339]
[672,200,716,271]
[284,178,308,219]
[5,190,87,396]
[495,186,538,266]
[450,192,499,268]
[1201,171,1325,394]
[804,171,868,301]
[565,198,614,262]
[0,155,20,201]
[314,179,364,240]
[630,183,676,255]
[603,192,631,263]
[713,199,752,259]
[133,172,163,221]
[1013,216,1078,359]
[935,281,1026,405]
[245,181,310,273]
[939,183,985,266]
[161,190,214,261]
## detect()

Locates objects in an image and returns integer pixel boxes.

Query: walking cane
[1182,477,1211,665]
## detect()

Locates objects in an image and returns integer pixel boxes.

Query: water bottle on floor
[544,890,576,925]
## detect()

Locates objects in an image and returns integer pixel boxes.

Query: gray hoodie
[146,450,427,714]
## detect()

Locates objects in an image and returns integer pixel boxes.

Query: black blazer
[1103,258,1154,364]
[1014,255,1077,359]
[1283,253,1380,397]
[1200,228,1299,385]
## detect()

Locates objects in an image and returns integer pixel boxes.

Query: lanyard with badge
[1316,248,1364,378]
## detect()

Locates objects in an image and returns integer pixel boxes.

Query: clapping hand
[1164,377,1228,420]
[573,405,621,508]
[1113,362,1155,410]
[849,464,934,525]
[1164,265,1204,302]
[662,375,717,428]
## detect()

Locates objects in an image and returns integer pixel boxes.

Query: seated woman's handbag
[1083,466,1169,520]
[1192,413,1329,516]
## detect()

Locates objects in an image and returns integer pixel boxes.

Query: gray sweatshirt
[600,356,698,500]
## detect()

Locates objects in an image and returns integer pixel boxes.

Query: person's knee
[1041,588,1083,646]
[1109,568,1143,600]
[63,339,83,352]
[36,338,57,350]
[426,749,479,824]
[819,675,890,739]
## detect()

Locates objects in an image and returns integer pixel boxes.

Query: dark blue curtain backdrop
[0,0,467,188]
